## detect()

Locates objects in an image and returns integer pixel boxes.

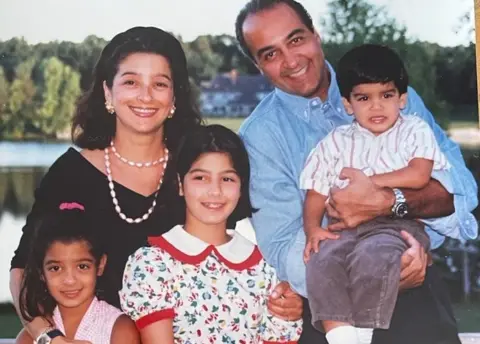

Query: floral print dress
[120,225,302,343]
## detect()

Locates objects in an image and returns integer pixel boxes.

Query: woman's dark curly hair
[72,26,203,152]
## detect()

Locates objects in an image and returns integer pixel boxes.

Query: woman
[10,27,302,344]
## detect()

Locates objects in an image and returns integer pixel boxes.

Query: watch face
[36,335,51,344]
[396,203,408,217]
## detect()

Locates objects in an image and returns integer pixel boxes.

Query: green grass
[0,302,478,338]
[0,304,21,338]
[454,301,480,332]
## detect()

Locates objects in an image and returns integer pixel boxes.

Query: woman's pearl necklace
[110,141,167,167]
[104,146,169,224]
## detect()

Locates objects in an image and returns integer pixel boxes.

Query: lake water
[0,141,257,304]
[0,142,73,303]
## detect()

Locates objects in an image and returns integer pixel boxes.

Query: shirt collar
[351,114,405,137]
[273,60,343,120]
[53,297,98,333]
[148,225,261,269]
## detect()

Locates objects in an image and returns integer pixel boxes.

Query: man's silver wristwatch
[391,188,408,218]
[35,329,64,344]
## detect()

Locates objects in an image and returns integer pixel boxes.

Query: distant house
[199,69,274,117]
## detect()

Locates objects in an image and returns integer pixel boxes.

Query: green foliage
[0,37,32,81]
[0,55,81,139]
[320,0,407,46]
[403,42,450,129]
[183,35,224,83]
[0,5,475,138]
[32,57,81,137]
[207,34,256,74]
[1,59,36,138]
[181,34,257,82]
[34,57,64,133]
[434,43,477,105]
[0,66,11,138]
[0,67,9,113]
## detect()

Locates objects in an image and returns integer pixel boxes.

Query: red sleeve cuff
[135,308,175,329]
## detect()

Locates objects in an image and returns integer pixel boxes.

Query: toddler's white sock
[355,327,374,344]
[325,325,359,344]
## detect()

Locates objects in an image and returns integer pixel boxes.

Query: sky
[0,0,475,46]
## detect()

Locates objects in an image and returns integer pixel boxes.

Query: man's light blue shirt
[238,62,478,297]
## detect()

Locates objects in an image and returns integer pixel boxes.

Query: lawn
[0,304,21,338]
[455,301,480,332]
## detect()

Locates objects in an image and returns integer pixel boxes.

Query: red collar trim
[148,235,263,271]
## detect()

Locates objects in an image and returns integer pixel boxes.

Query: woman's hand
[267,281,303,321]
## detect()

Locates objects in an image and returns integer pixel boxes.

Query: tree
[0,66,10,136]
[434,44,477,105]
[33,35,106,91]
[33,56,64,135]
[3,59,36,138]
[184,35,223,83]
[403,42,450,128]
[320,0,407,47]
[56,65,82,132]
[0,37,32,81]
[76,35,107,90]
[32,56,81,137]
[208,34,257,74]
[0,66,9,112]
[454,5,474,44]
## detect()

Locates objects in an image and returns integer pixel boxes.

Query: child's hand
[304,227,339,263]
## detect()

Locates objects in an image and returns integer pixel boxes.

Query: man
[235,1,478,343]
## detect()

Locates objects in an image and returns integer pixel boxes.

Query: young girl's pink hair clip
[59,202,85,211]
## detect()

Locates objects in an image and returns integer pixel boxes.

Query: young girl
[120,124,302,343]
[17,203,140,344]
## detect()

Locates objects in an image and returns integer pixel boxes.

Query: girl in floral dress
[120,124,302,343]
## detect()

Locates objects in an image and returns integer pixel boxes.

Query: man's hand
[304,227,339,263]
[326,167,394,231]
[399,230,428,290]
[267,281,303,321]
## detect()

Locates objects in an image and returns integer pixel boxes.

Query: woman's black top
[11,148,179,308]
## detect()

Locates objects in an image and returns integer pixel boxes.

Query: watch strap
[391,188,407,218]
[35,328,64,344]
[46,329,64,339]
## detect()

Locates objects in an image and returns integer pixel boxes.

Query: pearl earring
[168,106,176,119]
[105,101,115,114]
